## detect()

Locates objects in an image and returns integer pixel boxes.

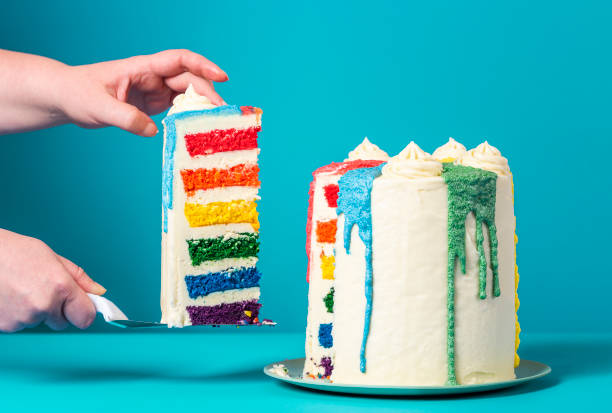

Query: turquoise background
[1,0,611,336]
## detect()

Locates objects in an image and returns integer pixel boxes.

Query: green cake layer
[187,233,259,266]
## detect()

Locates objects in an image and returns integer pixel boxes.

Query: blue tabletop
[1,330,609,412]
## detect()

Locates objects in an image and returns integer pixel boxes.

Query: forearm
[0,50,71,134]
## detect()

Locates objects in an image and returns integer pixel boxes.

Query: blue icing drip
[184,267,261,298]
[161,105,243,233]
[161,118,176,233]
[336,164,384,373]
[318,323,334,348]
[163,105,242,123]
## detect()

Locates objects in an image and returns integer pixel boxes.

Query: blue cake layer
[185,267,262,299]
[318,323,333,348]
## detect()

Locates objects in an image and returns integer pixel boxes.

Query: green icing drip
[187,233,259,266]
[323,287,335,313]
[442,163,500,385]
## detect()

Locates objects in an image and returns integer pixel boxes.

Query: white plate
[263,357,551,396]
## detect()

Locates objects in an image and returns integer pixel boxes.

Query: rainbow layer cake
[304,137,520,385]
[161,85,263,327]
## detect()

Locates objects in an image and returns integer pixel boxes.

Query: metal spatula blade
[107,320,168,328]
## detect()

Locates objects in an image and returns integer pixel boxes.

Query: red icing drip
[181,164,260,194]
[313,159,384,176]
[306,178,316,283]
[185,126,260,157]
[323,184,339,208]
[305,159,385,283]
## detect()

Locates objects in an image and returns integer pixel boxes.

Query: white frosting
[432,137,467,161]
[183,287,260,308]
[180,223,256,241]
[331,175,516,385]
[168,84,216,115]
[185,257,258,279]
[458,141,511,176]
[382,141,442,179]
[178,149,259,171]
[345,137,389,161]
[186,187,260,205]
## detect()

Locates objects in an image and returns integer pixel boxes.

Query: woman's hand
[0,228,105,332]
[0,49,228,136]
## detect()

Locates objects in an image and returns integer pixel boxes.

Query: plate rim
[263,357,551,394]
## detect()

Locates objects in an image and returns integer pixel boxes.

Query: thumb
[56,254,107,296]
[98,94,158,137]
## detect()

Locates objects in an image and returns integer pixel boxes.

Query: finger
[44,302,69,331]
[98,94,158,137]
[56,255,106,296]
[143,49,228,83]
[62,287,97,330]
[164,72,226,106]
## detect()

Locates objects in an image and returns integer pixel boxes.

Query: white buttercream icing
[168,84,216,115]
[458,141,511,176]
[432,137,467,162]
[345,137,389,161]
[382,141,442,178]
[332,175,516,385]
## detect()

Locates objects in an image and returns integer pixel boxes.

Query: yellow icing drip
[320,253,335,280]
[512,180,521,367]
[439,157,456,163]
[184,200,259,230]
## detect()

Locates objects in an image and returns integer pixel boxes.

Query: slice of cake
[304,138,388,378]
[304,138,520,385]
[161,85,263,327]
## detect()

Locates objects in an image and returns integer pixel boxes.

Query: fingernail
[216,70,228,81]
[93,282,107,296]
[144,123,158,137]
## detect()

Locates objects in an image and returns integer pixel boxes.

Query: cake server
[87,293,167,328]
[87,294,275,328]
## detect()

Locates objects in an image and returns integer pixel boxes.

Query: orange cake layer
[181,164,260,194]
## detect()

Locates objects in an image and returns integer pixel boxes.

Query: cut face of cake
[304,138,521,386]
[161,85,263,327]
[303,138,389,379]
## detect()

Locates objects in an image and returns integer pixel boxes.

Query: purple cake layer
[320,357,333,377]
[186,300,262,325]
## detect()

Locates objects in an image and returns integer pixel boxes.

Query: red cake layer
[323,184,339,208]
[181,164,260,194]
[185,126,260,157]
[306,160,385,282]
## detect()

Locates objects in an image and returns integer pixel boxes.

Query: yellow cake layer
[184,200,259,231]
[320,253,335,280]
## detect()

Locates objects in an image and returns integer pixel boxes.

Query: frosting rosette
[432,137,467,162]
[345,137,389,161]
[458,141,511,176]
[382,141,442,178]
[168,84,216,115]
